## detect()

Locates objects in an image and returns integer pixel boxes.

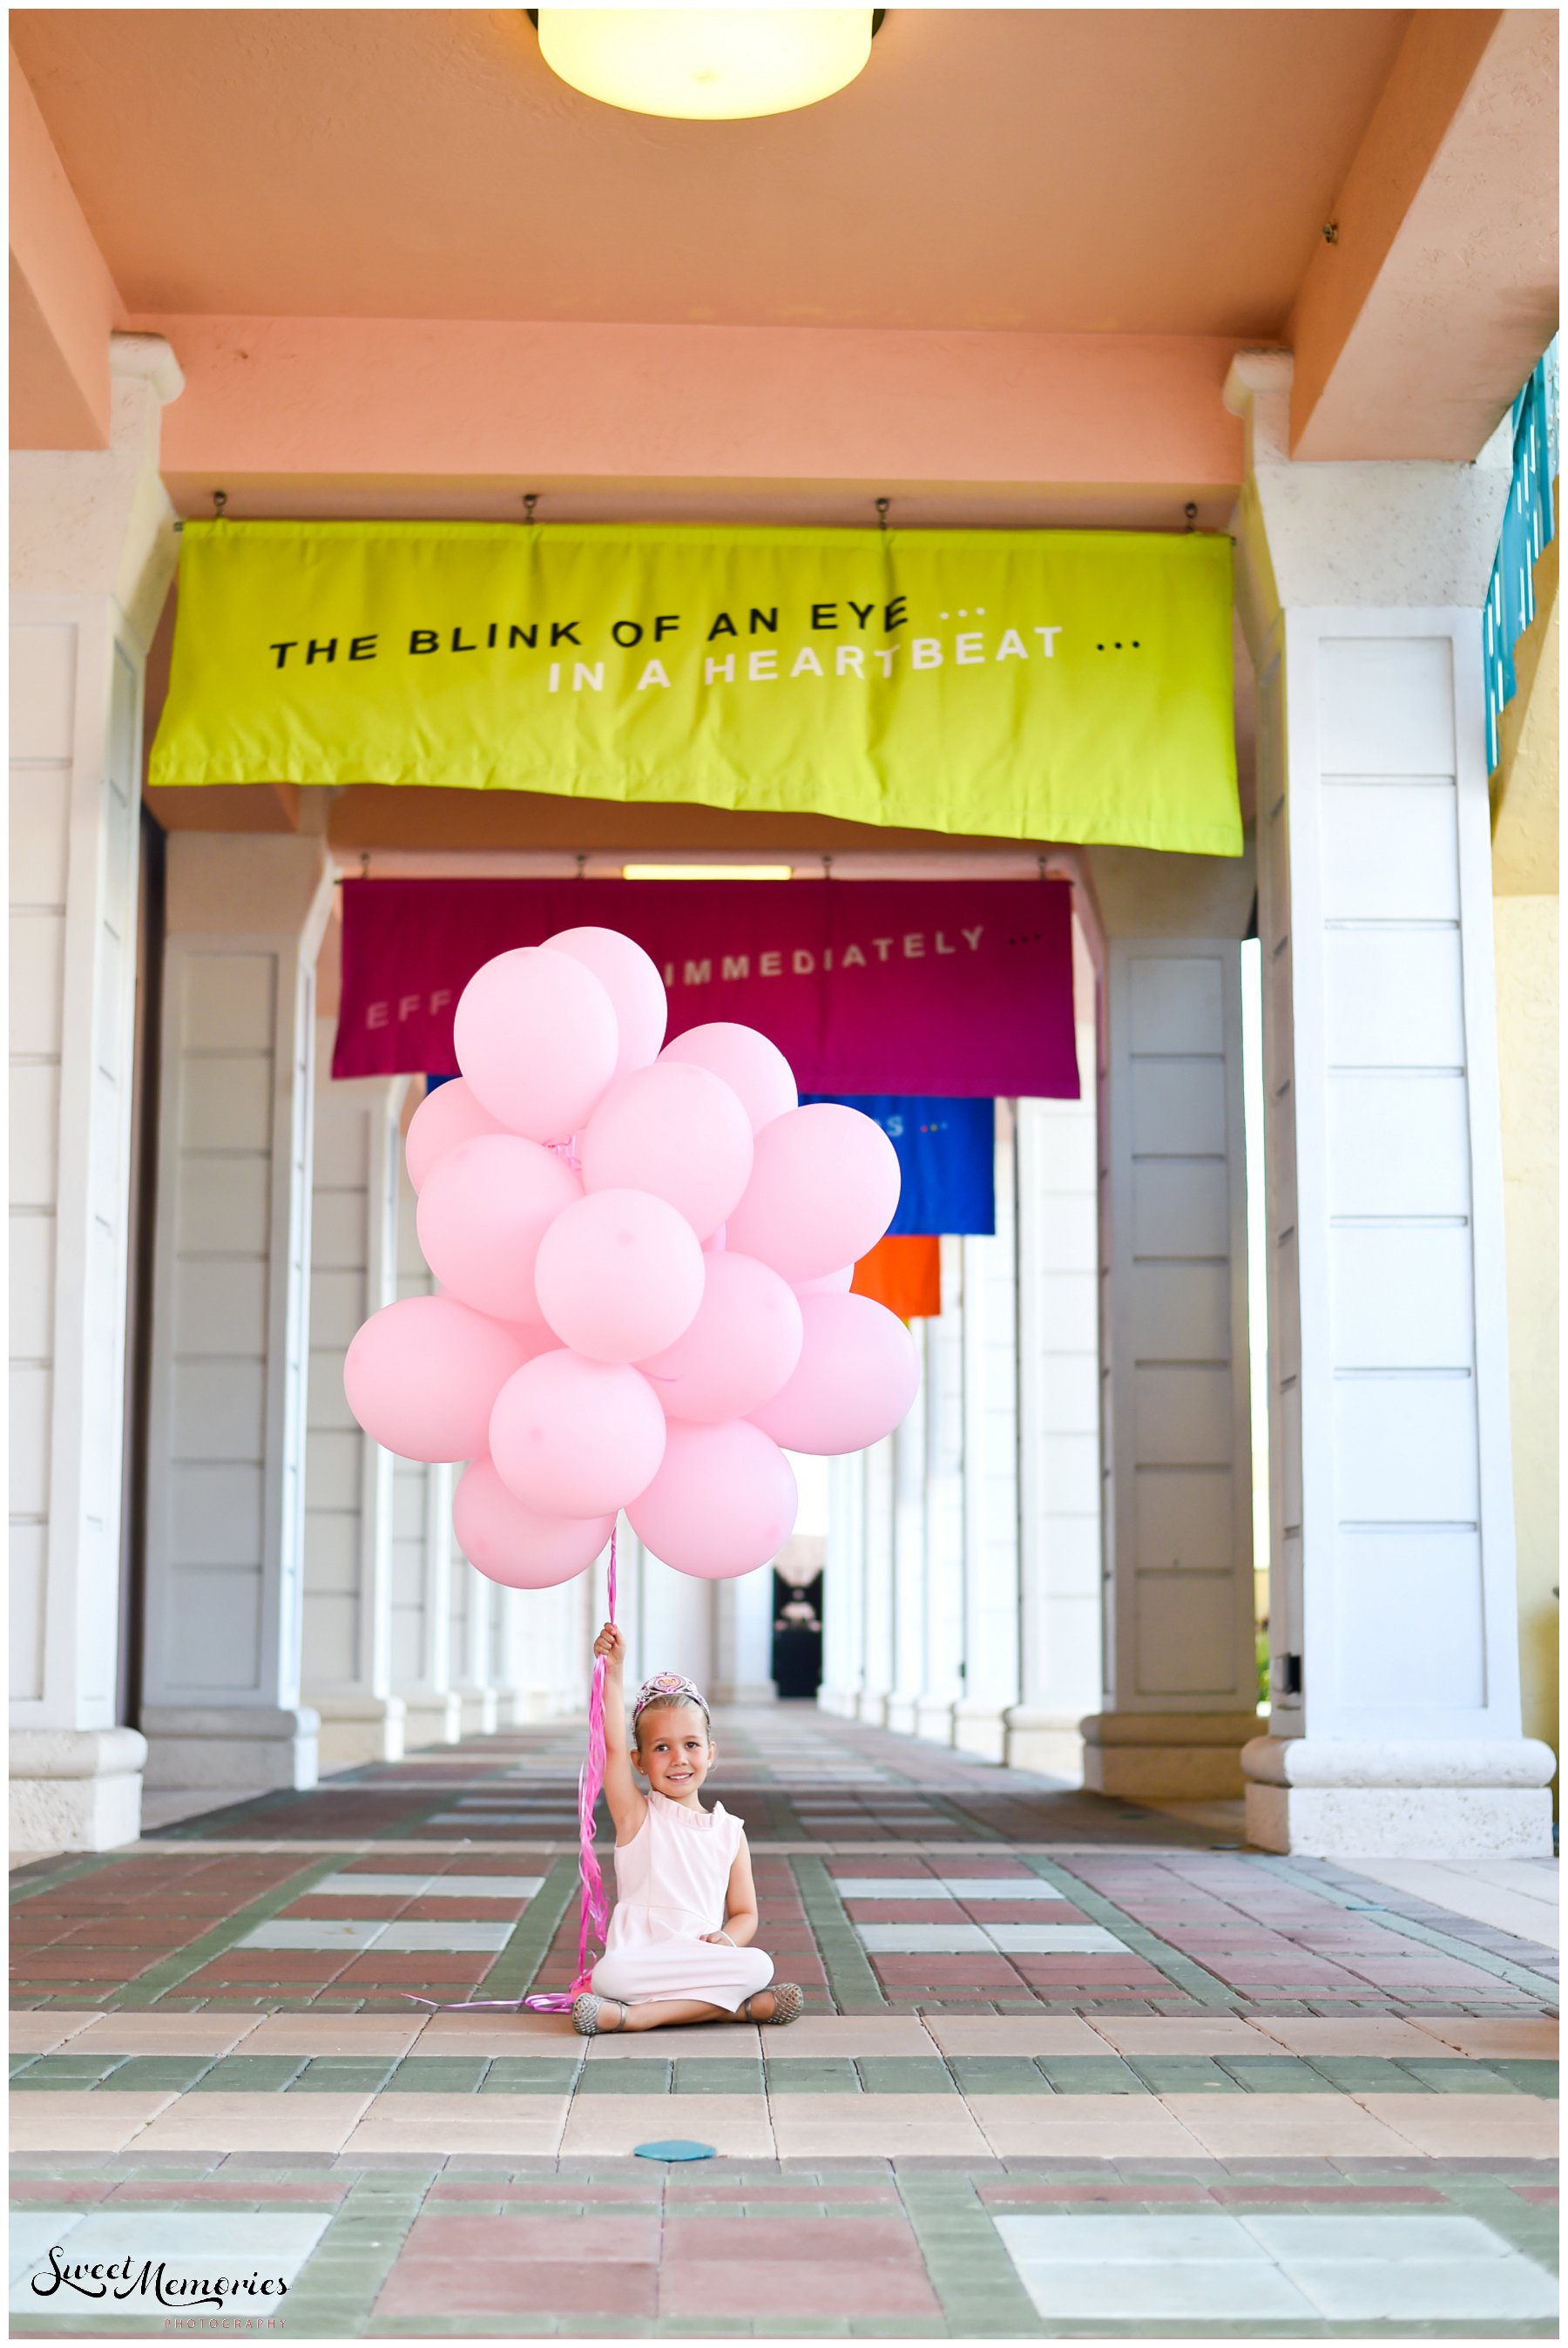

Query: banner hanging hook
[524,492,539,524]
[875,497,890,531]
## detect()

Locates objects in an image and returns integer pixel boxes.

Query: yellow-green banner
[151,521,1240,854]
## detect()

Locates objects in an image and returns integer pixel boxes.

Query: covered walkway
[11,1706,1558,2334]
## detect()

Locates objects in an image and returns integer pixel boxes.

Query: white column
[446,1553,497,1736]
[916,1240,966,1742]
[1083,937,1258,1798]
[619,1527,714,1701]
[492,1560,606,1725]
[140,831,334,1790]
[953,1102,1021,1759]
[883,1341,929,1735]
[818,1453,865,1717]
[10,335,183,1849]
[301,1028,408,1769]
[490,1582,527,1728]
[1229,350,1553,1857]
[1005,1032,1104,1776]
[855,1438,897,1724]
[388,1147,460,1748]
[712,1560,778,1706]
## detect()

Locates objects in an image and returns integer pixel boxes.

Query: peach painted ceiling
[11,7,1409,335]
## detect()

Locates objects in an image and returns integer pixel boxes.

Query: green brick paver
[479,2057,581,2093]
[1126,2056,1246,2094]
[382,2056,488,2092]
[766,2057,861,2093]
[673,2058,762,2094]
[1216,2055,1328,2093]
[98,2056,215,2092]
[856,2056,957,2094]
[790,1854,888,2009]
[1036,2054,1148,2094]
[574,2057,672,2092]
[191,2055,307,2092]
[288,2058,399,2093]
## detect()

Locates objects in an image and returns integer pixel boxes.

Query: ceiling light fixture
[529,8,882,122]
[622,864,795,881]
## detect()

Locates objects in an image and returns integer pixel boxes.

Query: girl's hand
[593,1622,625,1671]
[701,1930,734,1946]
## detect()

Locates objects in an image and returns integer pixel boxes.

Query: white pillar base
[402,1694,463,1749]
[710,1680,778,1707]
[314,1697,406,1775]
[10,1729,148,1852]
[458,1688,499,1738]
[815,1685,860,1720]
[1082,1712,1259,1799]
[916,1698,958,1746]
[855,1691,891,1728]
[883,1690,922,1736]
[952,1701,1006,1763]
[1004,1708,1085,1781]
[1243,1737,1557,1858]
[141,1706,319,1792]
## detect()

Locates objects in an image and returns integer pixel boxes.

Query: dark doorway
[772,1569,823,1700]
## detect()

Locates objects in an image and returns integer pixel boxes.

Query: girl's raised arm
[593,1622,645,1843]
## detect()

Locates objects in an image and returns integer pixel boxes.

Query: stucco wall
[1492,530,1558,1770]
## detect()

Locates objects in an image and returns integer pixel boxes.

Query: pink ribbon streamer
[403,1526,618,2015]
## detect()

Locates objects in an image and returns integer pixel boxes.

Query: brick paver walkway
[10,1706,1558,2334]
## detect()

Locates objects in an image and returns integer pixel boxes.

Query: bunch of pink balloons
[343,927,919,1592]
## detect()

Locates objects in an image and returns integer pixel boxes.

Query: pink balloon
[534,1188,705,1363]
[795,1263,854,1295]
[639,1251,804,1423]
[628,1420,798,1580]
[416,1134,582,1323]
[726,1103,901,1282]
[490,1349,666,1516]
[659,1022,798,1133]
[454,946,618,1140]
[579,1062,753,1240]
[344,1295,536,1464]
[453,1458,613,1589]
[544,926,668,1078]
[750,1291,921,1455]
[405,1079,503,1194]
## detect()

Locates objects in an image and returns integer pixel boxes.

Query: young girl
[570,1624,803,2035]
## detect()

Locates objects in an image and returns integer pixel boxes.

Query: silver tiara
[632,1669,709,1724]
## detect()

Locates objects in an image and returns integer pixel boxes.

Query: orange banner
[852,1235,942,1322]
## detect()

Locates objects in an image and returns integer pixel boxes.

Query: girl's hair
[631,1670,711,1747]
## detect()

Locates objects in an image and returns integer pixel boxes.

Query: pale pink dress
[589,1790,774,2011]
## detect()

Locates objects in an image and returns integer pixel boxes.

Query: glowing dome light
[533,8,877,121]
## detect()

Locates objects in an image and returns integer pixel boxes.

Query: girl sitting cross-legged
[570,1623,803,2036]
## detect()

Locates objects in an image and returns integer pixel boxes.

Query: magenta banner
[335,878,1078,1099]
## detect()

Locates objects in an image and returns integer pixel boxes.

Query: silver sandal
[745,1983,803,2026]
[571,1993,625,2036]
